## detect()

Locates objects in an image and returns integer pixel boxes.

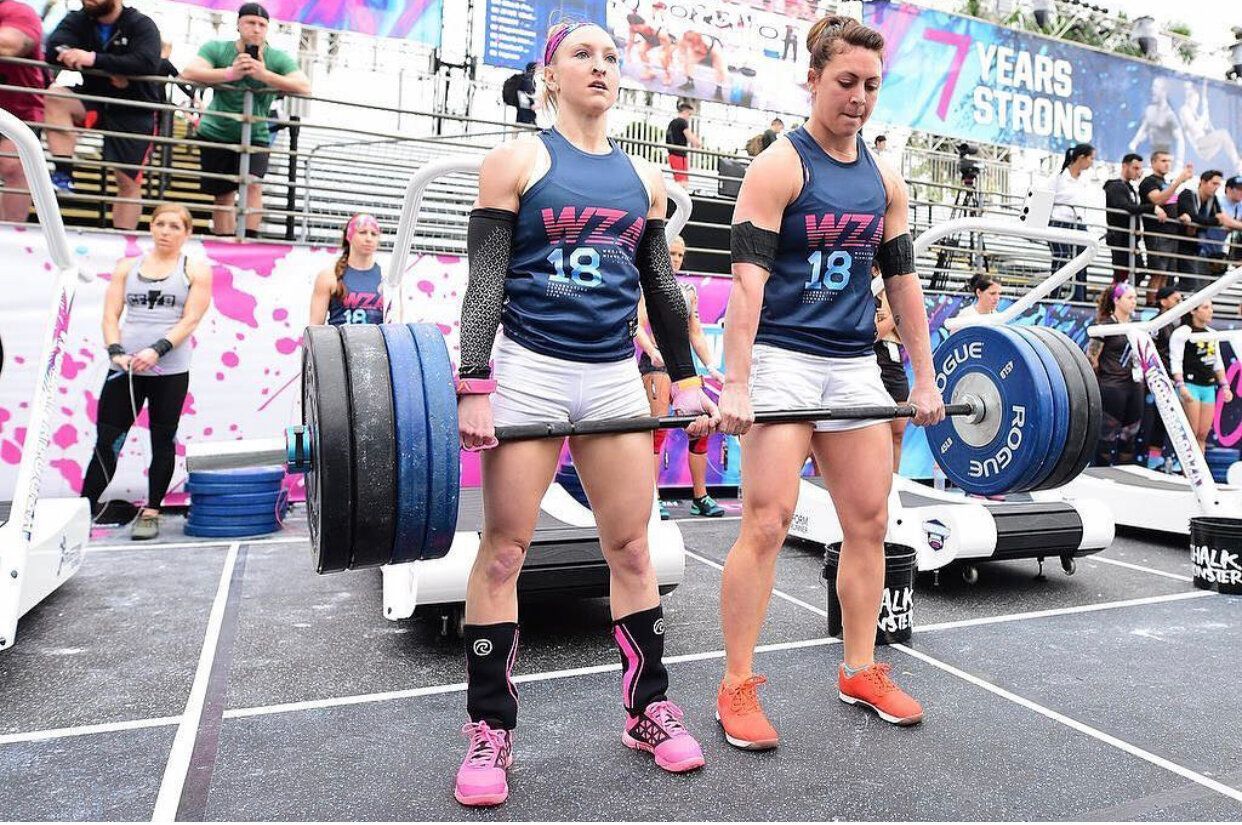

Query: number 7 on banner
[921,28,972,121]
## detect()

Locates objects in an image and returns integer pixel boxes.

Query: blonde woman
[450,20,716,807]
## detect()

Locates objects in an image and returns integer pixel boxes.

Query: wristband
[107,343,125,358]
[456,377,497,396]
[151,338,173,357]
[225,66,240,82]
[1175,381,1186,389]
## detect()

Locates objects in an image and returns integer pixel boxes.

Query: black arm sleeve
[636,219,696,383]
[458,208,515,379]
[876,232,915,279]
[730,221,779,272]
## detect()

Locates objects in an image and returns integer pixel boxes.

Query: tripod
[929,178,990,292]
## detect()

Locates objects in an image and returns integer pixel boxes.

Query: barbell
[185,322,1099,573]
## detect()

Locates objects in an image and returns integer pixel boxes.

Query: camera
[245,44,260,61]
[957,142,981,185]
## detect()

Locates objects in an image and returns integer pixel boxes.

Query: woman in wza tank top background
[310,212,385,326]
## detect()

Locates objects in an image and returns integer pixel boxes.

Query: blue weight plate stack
[380,324,430,565]
[1010,326,1072,491]
[187,466,287,537]
[409,323,461,561]
[1205,447,1239,483]
[1019,326,1093,490]
[926,325,1058,496]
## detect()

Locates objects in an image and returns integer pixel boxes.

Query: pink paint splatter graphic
[202,239,291,278]
[50,458,83,490]
[60,352,87,380]
[1,232,472,501]
[1215,361,1242,448]
[210,267,259,328]
[52,424,77,449]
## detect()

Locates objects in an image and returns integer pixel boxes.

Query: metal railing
[2,54,1241,313]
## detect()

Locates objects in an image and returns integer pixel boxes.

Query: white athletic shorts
[748,343,893,432]
[491,333,649,427]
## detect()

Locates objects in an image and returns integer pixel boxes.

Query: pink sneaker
[454,721,512,807]
[622,700,705,773]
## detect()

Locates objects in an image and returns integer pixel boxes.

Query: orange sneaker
[838,663,923,726]
[716,675,779,750]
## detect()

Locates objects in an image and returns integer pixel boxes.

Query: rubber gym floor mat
[1097,530,1202,578]
[906,595,1242,785]
[0,726,173,820]
[0,545,229,734]
[677,519,1188,627]
[218,539,825,710]
[200,644,1208,821]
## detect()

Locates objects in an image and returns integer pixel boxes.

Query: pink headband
[1112,282,1132,300]
[346,213,379,242]
[543,21,597,65]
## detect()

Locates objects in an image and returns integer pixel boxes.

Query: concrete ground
[1,506,1239,821]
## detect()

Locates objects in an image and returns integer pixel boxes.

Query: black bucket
[1189,517,1242,595]
[823,543,917,645]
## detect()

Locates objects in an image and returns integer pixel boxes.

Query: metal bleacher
[3,52,1240,314]
[270,131,488,253]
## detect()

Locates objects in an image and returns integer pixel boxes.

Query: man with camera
[181,3,310,238]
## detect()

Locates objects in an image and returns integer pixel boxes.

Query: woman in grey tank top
[81,204,214,540]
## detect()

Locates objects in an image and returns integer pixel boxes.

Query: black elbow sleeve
[636,220,697,383]
[730,221,780,272]
[876,232,915,279]
[459,208,516,378]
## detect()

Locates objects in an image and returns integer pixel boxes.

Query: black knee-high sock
[465,622,519,730]
[612,605,669,716]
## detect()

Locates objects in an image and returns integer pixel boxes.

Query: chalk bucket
[823,543,917,645]
[1189,516,1242,595]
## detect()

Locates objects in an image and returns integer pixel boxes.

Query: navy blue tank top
[756,128,887,359]
[327,263,384,326]
[501,128,650,362]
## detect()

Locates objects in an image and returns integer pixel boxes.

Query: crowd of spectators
[0,0,309,235]
[1101,150,1242,304]
[2,0,1241,283]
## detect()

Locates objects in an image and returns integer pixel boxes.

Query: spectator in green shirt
[181,3,309,237]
